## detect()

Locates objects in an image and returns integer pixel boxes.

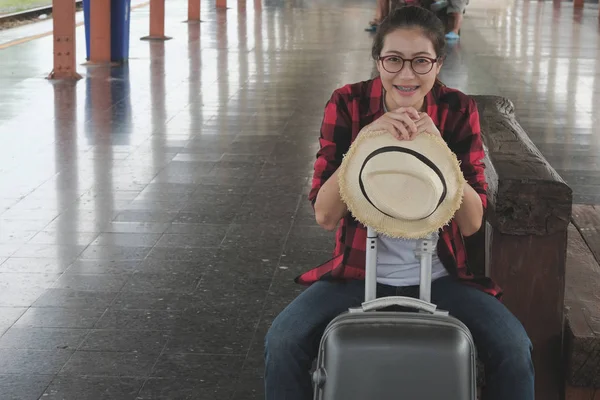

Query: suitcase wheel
[312,367,327,388]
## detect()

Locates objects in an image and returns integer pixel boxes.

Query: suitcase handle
[349,296,440,314]
[365,227,437,303]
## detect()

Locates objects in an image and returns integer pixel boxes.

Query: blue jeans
[264,276,534,400]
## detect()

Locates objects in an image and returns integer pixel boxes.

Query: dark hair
[371,5,447,62]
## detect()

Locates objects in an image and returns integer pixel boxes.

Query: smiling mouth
[394,85,419,92]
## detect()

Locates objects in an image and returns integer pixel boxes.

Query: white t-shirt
[375,232,449,287]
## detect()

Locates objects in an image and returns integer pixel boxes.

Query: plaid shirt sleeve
[308,89,353,207]
[446,97,488,210]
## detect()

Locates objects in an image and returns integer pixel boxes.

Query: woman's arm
[309,91,353,231]
[314,169,348,231]
[446,97,488,237]
[454,182,484,237]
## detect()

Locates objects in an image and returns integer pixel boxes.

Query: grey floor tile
[79,330,170,354]
[51,274,130,292]
[151,353,244,382]
[42,376,145,399]
[231,378,265,400]
[28,231,100,246]
[111,291,202,311]
[173,209,238,225]
[145,246,218,261]
[95,309,182,331]
[78,245,152,261]
[164,223,229,237]
[177,306,261,335]
[90,232,163,247]
[0,257,72,274]
[0,374,54,400]
[190,184,251,196]
[64,260,141,275]
[0,272,63,289]
[32,289,119,310]
[221,223,291,253]
[112,210,180,224]
[181,193,246,209]
[279,249,334,268]
[137,378,233,400]
[164,327,254,355]
[59,351,159,377]
[0,327,88,350]
[135,258,213,274]
[0,243,21,257]
[285,225,337,253]
[122,272,202,293]
[101,222,171,234]
[154,231,227,248]
[0,287,47,307]
[234,193,301,224]
[10,244,87,261]
[195,276,273,310]
[0,306,27,327]
[14,308,105,329]
[0,348,73,374]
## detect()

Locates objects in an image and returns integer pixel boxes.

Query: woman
[265,6,534,400]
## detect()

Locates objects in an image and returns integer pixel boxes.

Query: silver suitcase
[312,227,478,400]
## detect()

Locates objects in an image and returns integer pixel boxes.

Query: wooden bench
[466,95,573,400]
[564,204,600,400]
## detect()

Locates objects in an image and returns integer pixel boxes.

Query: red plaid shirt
[295,76,502,298]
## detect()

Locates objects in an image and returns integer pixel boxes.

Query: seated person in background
[366,0,391,32]
[443,0,468,40]
[265,6,534,400]
[367,0,420,32]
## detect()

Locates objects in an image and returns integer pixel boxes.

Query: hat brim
[338,126,467,239]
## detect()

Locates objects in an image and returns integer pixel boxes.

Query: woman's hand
[413,112,441,139]
[369,109,441,141]
[368,107,421,140]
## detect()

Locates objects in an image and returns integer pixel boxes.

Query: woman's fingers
[386,113,418,134]
[414,118,442,138]
[394,107,420,120]
[370,108,427,141]
[414,113,430,126]
[374,120,408,140]
[383,121,409,140]
[393,121,411,140]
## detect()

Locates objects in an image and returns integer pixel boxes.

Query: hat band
[358,146,448,221]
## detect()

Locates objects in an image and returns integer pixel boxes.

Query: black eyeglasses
[378,55,439,75]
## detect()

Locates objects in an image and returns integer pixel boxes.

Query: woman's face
[377,28,443,112]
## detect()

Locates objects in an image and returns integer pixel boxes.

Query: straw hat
[338,125,467,239]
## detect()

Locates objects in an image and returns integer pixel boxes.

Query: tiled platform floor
[0,0,599,398]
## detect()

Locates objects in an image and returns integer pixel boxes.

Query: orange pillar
[142,0,172,40]
[217,0,227,9]
[89,0,112,63]
[573,0,583,7]
[188,0,201,21]
[48,0,81,80]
